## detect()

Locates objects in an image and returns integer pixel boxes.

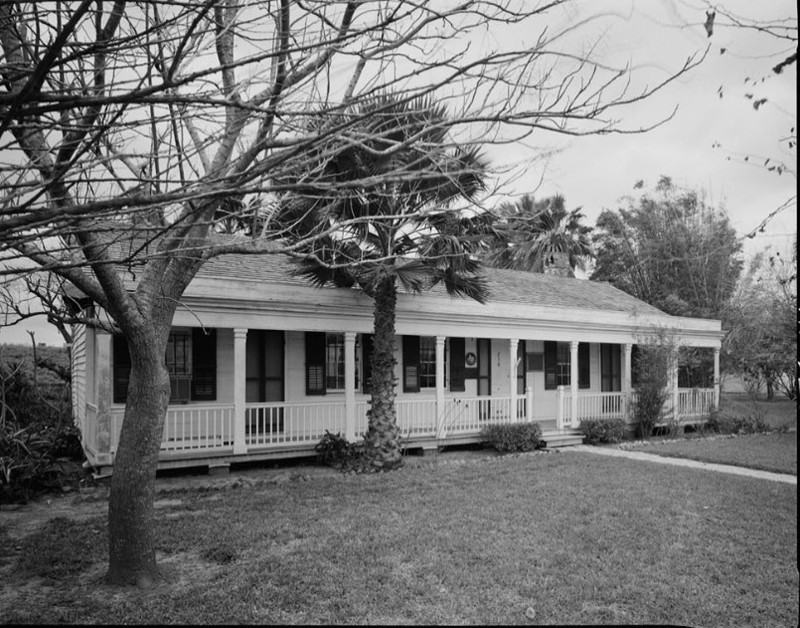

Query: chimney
[542,251,574,278]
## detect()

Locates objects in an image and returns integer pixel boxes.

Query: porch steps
[540,430,585,448]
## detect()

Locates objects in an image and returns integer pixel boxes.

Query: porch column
[623,343,633,421]
[435,336,446,439]
[509,338,519,421]
[570,341,579,427]
[94,330,113,465]
[671,358,680,422]
[344,332,356,441]
[713,347,721,409]
[233,328,248,455]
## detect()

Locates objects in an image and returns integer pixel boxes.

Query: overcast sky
[1,0,796,347]
[495,0,797,256]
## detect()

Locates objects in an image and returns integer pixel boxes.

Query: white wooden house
[69,251,723,473]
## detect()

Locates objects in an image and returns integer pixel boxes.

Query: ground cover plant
[1,452,796,625]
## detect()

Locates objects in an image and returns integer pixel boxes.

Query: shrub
[481,423,543,453]
[705,411,769,435]
[632,340,675,438]
[315,430,363,471]
[580,418,625,444]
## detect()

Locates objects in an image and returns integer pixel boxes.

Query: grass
[619,391,797,475]
[628,432,797,475]
[1,452,797,626]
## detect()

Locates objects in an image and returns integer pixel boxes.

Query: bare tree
[1,0,704,586]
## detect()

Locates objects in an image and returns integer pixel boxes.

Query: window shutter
[578,342,590,389]
[113,335,131,403]
[305,332,326,395]
[631,345,641,387]
[544,341,557,390]
[449,337,465,392]
[361,334,373,394]
[402,335,420,393]
[192,328,217,401]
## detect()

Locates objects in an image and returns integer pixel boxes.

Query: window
[544,341,571,390]
[419,337,436,389]
[326,334,346,391]
[305,332,361,395]
[113,328,217,403]
[403,335,438,392]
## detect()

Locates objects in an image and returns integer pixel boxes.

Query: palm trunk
[105,331,171,586]
[363,277,403,470]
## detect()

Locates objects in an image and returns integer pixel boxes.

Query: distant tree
[483,194,593,275]
[278,95,491,471]
[591,176,743,319]
[722,241,797,400]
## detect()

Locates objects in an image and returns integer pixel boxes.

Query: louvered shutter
[192,328,217,400]
[113,335,131,403]
[544,341,557,390]
[449,337,465,392]
[402,335,420,393]
[305,332,326,395]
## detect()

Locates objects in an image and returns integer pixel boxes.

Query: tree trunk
[363,277,403,471]
[105,332,171,586]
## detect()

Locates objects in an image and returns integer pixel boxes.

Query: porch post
[233,328,248,455]
[570,341,579,427]
[671,357,680,422]
[713,347,720,409]
[435,336,446,440]
[94,330,113,466]
[623,343,633,421]
[509,338,518,421]
[344,332,356,441]
[526,386,534,423]
[556,386,564,430]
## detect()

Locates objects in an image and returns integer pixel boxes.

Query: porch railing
[678,388,716,419]
[110,404,235,454]
[557,387,715,429]
[245,400,346,447]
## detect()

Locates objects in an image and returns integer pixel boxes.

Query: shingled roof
[197,251,665,316]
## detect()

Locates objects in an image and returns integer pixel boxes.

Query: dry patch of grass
[1,452,797,626]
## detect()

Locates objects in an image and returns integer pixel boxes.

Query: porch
[99,387,716,470]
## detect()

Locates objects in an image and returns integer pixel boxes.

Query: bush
[315,430,363,471]
[481,423,543,453]
[705,411,769,435]
[580,418,625,444]
[0,422,77,503]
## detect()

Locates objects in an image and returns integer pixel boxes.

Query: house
[69,249,723,473]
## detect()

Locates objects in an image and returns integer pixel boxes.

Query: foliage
[480,422,543,453]
[632,333,677,439]
[280,95,493,472]
[483,193,594,275]
[580,418,625,444]
[1,344,83,503]
[706,410,770,435]
[315,430,363,471]
[591,177,743,319]
[0,421,83,503]
[721,242,797,400]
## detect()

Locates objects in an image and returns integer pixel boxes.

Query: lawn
[1,451,796,626]
[629,432,797,475]
[717,393,797,431]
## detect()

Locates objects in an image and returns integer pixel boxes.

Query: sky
[495,0,797,257]
[1,0,796,347]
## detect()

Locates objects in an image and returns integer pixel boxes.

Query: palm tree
[484,193,593,275]
[277,94,492,471]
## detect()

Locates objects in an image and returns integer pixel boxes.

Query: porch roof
[197,251,665,317]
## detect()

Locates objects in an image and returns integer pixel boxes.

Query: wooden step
[541,431,585,448]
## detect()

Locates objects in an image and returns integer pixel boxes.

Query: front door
[246,330,285,434]
[600,343,621,414]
